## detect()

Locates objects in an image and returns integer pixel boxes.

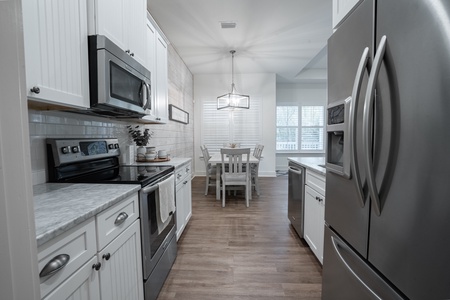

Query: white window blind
[276,105,325,152]
[202,97,262,153]
[301,106,324,150]
[276,106,298,150]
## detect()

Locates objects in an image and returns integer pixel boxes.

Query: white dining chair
[251,144,264,195]
[200,145,217,195]
[220,148,251,207]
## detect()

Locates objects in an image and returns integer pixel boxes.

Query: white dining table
[208,152,260,200]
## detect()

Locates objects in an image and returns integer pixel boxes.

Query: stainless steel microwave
[88,35,152,118]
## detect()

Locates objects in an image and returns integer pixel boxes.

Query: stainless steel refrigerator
[323,0,450,299]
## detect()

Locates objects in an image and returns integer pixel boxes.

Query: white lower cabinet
[97,220,143,300]
[175,161,192,240]
[303,170,326,264]
[43,256,100,300]
[39,193,143,300]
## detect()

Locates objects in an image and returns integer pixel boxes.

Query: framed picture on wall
[169,104,189,124]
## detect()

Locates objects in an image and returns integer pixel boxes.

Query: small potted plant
[127,125,154,161]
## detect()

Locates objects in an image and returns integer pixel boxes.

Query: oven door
[139,173,176,279]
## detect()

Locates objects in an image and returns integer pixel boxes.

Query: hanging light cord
[230,50,236,93]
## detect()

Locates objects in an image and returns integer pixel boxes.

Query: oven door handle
[141,184,159,194]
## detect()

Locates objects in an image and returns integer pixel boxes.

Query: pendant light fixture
[217,50,250,110]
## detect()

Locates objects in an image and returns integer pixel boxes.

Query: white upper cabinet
[332,0,361,29]
[140,15,169,124]
[155,31,169,122]
[89,0,147,67]
[22,0,90,108]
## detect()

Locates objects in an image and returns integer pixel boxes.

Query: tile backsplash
[29,110,194,185]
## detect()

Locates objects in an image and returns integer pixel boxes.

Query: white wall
[194,73,277,177]
[276,82,327,171]
[0,0,40,298]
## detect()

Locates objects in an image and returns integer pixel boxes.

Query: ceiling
[147,0,333,83]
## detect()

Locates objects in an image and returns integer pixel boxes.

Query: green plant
[127,125,154,146]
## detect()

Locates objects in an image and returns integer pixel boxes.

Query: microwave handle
[142,81,151,110]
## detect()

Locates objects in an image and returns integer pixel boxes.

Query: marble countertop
[287,157,326,176]
[34,183,140,247]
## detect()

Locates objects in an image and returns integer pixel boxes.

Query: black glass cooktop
[53,162,173,187]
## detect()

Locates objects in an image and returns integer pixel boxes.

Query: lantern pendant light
[217,50,250,110]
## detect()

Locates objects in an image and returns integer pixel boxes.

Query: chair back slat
[221,148,250,176]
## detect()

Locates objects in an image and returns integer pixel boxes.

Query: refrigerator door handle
[331,235,383,300]
[363,35,387,216]
[350,47,370,207]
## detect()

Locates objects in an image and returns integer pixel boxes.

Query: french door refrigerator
[323,0,450,299]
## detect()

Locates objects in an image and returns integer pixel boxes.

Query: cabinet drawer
[96,193,139,250]
[306,170,326,195]
[38,218,96,298]
[175,162,191,185]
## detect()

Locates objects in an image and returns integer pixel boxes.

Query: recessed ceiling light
[220,22,236,29]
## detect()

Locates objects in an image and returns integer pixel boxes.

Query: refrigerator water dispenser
[326,98,351,178]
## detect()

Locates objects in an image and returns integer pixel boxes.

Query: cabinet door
[94,0,126,51]
[98,219,144,300]
[125,0,147,66]
[304,185,325,264]
[94,0,146,66]
[144,18,157,118]
[175,182,186,240]
[332,0,361,28]
[43,256,100,300]
[22,0,89,108]
[155,32,169,122]
[183,176,192,226]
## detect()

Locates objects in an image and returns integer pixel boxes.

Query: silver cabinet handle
[363,35,387,216]
[114,212,129,226]
[39,254,70,278]
[350,47,370,207]
[331,236,382,300]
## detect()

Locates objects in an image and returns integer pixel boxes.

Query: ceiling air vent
[221,22,236,29]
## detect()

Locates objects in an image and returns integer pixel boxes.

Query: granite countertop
[131,157,192,169]
[287,157,326,176]
[34,183,140,247]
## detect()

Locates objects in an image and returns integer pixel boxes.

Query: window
[276,105,325,151]
[202,97,262,152]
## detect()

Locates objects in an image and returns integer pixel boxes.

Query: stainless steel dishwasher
[288,161,305,238]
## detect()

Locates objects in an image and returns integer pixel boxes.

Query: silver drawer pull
[114,212,128,226]
[39,254,70,278]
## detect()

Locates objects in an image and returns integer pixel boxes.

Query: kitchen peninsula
[288,157,326,263]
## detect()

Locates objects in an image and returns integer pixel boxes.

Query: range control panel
[47,138,120,166]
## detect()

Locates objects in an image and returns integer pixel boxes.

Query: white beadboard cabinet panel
[98,220,144,300]
[22,0,90,108]
[332,0,361,29]
[155,31,169,122]
[43,256,100,300]
[304,182,325,264]
[91,0,147,67]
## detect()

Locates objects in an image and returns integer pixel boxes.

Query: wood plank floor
[157,175,323,299]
